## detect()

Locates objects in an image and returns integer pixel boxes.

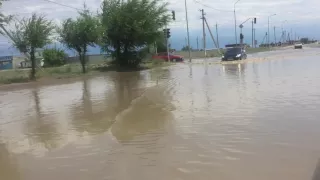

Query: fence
[66,54,111,64]
[0,56,13,70]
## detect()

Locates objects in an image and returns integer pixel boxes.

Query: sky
[0,0,320,55]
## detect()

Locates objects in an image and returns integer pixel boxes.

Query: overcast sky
[0,0,319,47]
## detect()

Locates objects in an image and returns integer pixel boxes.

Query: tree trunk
[83,46,87,73]
[124,43,129,66]
[79,52,86,74]
[116,42,121,67]
[81,56,86,73]
[30,47,36,80]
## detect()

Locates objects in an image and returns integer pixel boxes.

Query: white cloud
[1,0,320,37]
[170,0,320,29]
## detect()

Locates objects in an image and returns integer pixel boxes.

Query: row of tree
[1,0,170,79]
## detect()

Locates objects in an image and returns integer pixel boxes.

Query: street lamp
[184,0,191,62]
[234,0,240,45]
[281,20,287,44]
[268,13,276,48]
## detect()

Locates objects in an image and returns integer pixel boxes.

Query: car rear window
[226,48,241,54]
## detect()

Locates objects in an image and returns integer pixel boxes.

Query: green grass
[0,47,273,85]
[0,70,31,84]
[0,60,172,85]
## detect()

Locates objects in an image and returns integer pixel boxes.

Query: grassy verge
[175,47,270,59]
[0,60,172,85]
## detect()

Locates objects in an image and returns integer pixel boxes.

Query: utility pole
[216,23,220,48]
[185,37,187,47]
[203,18,221,54]
[281,28,284,44]
[274,26,276,44]
[184,0,192,62]
[268,18,270,47]
[268,14,276,48]
[253,28,256,48]
[196,36,199,50]
[234,0,240,45]
[252,19,254,48]
[200,9,206,57]
[284,30,287,43]
[261,32,267,45]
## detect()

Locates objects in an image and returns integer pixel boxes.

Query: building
[0,56,13,70]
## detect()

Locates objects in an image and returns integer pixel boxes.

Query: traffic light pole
[252,20,254,48]
[239,17,256,48]
[165,25,170,62]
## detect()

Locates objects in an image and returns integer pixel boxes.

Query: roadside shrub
[151,58,165,65]
[43,48,68,67]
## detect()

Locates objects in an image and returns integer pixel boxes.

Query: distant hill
[0,42,103,57]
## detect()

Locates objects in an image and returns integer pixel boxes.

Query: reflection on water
[222,63,246,77]
[23,89,61,151]
[70,79,113,135]
[0,142,20,180]
[111,83,174,143]
[1,49,320,180]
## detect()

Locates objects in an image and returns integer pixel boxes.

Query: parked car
[221,47,247,61]
[152,52,184,62]
[294,43,303,49]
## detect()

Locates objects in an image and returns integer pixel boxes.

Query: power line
[193,0,233,12]
[41,0,81,11]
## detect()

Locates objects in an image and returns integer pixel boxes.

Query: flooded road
[1,48,320,180]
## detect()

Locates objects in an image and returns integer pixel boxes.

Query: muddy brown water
[1,48,320,180]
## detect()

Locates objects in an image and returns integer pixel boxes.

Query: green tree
[181,45,192,51]
[0,0,13,35]
[42,48,67,67]
[300,38,309,44]
[155,33,167,53]
[100,0,170,67]
[58,6,101,73]
[8,13,54,80]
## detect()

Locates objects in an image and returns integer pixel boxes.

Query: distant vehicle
[152,52,184,62]
[221,47,247,61]
[294,43,303,49]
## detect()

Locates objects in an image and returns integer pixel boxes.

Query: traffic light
[240,33,244,40]
[163,28,167,38]
[163,28,171,38]
[172,10,175,20]
[254,17,257,24]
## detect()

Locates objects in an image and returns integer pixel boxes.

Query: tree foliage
[0,0,13,35]
[100,0,170,67]
[181,45,192,51]
[58,5,101,73]
[43,48,67,67]
[8,13,54,80]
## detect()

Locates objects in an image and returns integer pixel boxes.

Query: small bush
[151,59,165,65]
[43,48,68,67]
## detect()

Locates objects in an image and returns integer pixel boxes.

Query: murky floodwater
[1,48,320,180]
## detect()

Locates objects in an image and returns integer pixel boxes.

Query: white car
[294,43,303,49]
